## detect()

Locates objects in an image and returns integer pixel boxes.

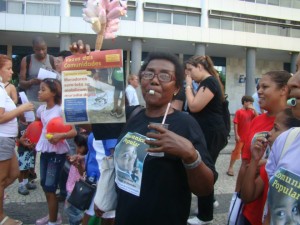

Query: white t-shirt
[125,85,139,106]
[35,104,70,154]
[266,128,300,179]
[0,83,18,137]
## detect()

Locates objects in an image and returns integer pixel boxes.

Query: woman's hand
[47,133,63,145]
[185,74,193,87]
[29,78,41,86]
[145,123,196,162]
[250,137,268,162]
[19,102,35,113]
[20,136,35,149]
[69,40,91,55]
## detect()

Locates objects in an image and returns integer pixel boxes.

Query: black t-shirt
[189,76,225,132]
[114,109,217,225]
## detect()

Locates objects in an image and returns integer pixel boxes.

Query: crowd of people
[1,35,300,225]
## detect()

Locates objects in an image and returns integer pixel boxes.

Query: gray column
[131,38,142,74]
[245,48,256,96]
[195,43,205,56]
[60,0,70,17]
[131,38,144,105]
[290,52,298,74]
[6,45,12,57]
[59,0,71,51]
[200,0,208,28]
[136,0,144,22]
[59,35,72,51]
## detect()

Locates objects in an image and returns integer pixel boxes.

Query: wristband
[185,85,192,90]
[182,150,202,169]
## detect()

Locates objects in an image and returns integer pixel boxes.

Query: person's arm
[19,56,40,90]
[185,85,214,113]
[10,85,18,104]
[241,137,267,202]
[145,123,214,196]
[0,103,34,124]
[247,103,258,117]
[240,161,264,203]
[47,125,77,144]
[234,123,240,142]
[5,84,18,104]
[184,150,214,196]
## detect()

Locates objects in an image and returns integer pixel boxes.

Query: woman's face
[141,59,178,107]
[38,82,55,102]
[288,71,300,119]
[268,111,288,146]
[185,63,204,82]
[271,195,300,225]
[0,60,13,83]
[258,75,286,112]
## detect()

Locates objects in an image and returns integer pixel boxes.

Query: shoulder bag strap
[280,127,300,160]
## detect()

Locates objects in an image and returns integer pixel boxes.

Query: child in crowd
[17,114,37,195]
[227,95,257,176]
[82,132,117,225]
[241,108,300,225]
[65,133,88,225]
[35,78,77,225]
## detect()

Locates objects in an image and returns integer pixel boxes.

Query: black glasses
[141,71,175,82]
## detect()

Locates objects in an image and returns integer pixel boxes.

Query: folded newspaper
[268,167,300,225]
[61,50,125,124]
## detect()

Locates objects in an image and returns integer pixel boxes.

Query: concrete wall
[226,58,283,114]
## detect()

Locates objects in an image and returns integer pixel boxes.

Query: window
[280,0,292,7]
[291,28,300,37]
[292,0,300,8]
[7,1,23,14]
[221,19,233,30]
[157,11,171,24]
[173,13,186,25]
[122,8,136,21]
[70,4,83,17]
[256,0,267,3]
[187,14,200,27]
[234,20,245,31]
[268,0,279,5]
[26,2,59,16]
[245,22,255,32]
[209,17,220,28]
[144,11,157,22]
[256,23,266,34]
[267,24,280,35]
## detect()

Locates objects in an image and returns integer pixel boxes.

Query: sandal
[0,216,23,225]
[227,171,234,176]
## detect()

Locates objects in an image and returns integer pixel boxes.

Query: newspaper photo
[268,167,300,225]
[114,132,149,197]
[61,49,125,124]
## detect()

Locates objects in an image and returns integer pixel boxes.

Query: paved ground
[4,136,240,225]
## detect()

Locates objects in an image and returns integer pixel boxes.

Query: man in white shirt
[125,74,139,106]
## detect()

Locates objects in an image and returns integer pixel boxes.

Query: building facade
[0,0,299,112]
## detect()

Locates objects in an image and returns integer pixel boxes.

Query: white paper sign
[19,92,35,122]
[37,68,58,80]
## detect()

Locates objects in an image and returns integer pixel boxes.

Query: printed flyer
[61,49,125,124]
[114,132,149,197]
[268,168,300,225]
